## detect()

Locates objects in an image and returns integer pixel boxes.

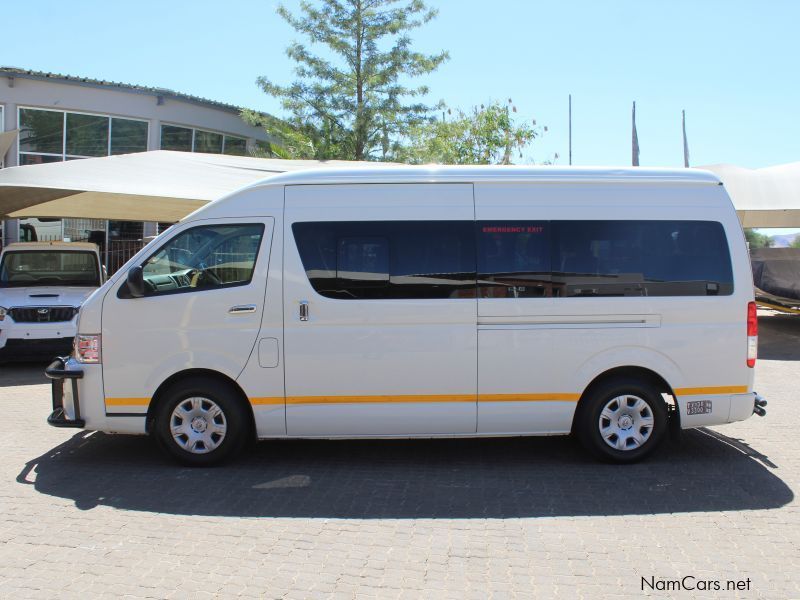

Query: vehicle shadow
[0,362,49,387]
[18,429,793,518]
[758,314,800,361]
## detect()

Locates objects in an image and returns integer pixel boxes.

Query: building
[0,66,276,248]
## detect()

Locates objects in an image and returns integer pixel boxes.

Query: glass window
[478,222,551,298]
[194,130,223,153]
[141,224,264,294]
[19,154,63,166]
[111,118,148,155]
[551,220,733,297]
[160,125,193,152]
[0,251,100,287]
[223,136,247,156]
[66,112,109,157]
[293,221,476,299]
[19,108,64,154]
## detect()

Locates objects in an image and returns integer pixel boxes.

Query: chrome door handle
[299,300,309,321]
[229,304,257,314]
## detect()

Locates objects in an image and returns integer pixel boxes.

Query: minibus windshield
[0,251,101,287]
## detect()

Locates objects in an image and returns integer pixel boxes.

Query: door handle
[229,304,257,314]
[299,300,309,321]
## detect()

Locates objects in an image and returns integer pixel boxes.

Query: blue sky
[3,0,798,172]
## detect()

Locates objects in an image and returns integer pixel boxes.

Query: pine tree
[258,0,448,160]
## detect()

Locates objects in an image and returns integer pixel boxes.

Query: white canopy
[700,163,800,228]
[1,151,799,228]
[0,151,373,222]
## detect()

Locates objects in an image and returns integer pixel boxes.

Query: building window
[18,107,149,164]
[110,118,148,154]
[160,124,248,155]
[160,124,193,152]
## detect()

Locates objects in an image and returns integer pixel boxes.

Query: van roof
[1,241,99,253]
[243,165,722,190]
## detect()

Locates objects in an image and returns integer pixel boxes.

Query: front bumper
[45,356,86,428]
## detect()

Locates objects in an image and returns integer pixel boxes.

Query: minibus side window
[140,223,264,295]
[551,220,733,297]
[477,222,552,298]
[292,221,476,299]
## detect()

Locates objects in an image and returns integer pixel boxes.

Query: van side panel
[474,182,752,434]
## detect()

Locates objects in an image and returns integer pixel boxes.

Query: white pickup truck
[0,242,104,361]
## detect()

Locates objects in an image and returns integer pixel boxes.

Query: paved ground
[0,313,798,599]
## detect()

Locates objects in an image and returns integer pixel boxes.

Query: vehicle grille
[9,306,78,323]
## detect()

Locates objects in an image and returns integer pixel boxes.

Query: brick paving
[0,314,798,598]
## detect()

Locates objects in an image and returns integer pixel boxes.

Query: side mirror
[127,266,145,298]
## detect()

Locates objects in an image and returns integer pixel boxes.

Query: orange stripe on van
[105,397,150,407]
[478,393,580,402]
[286,394,476,405]
[674,386,748,396]
[249,397,284,406]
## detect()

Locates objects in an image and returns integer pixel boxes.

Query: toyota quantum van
[45,166,765,465]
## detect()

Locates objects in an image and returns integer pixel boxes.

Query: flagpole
[568,94,572,166]
[632,101,640,166]
[682,110,690,168]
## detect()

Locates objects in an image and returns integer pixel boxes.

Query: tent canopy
[700,163,800,228]
[0,151,374,222]
[1,151,800,228]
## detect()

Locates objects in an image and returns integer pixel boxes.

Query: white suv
[0,242,103,361]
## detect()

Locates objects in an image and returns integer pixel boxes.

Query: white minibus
[45,166,766,465]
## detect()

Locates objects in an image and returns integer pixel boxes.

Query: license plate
[686,400,712,415]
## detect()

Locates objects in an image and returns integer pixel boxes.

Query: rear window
[478,220,733,297]
[0,251,101,287]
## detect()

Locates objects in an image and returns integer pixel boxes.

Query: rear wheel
[154,378,248,466]
[575,378,668,463]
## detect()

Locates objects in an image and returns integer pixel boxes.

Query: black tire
[575,377,668,463]
[154,377,249,467]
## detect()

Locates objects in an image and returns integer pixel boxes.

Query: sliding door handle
[229,304,257,314]
[299,300,309,321]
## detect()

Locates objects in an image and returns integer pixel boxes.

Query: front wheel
[575,378,668,463]
[154,378,249,466]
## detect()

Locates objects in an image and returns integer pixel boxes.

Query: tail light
[747,301,757,368]
[75,334,102,364]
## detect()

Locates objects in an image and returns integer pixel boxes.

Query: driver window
[142,223,264,294]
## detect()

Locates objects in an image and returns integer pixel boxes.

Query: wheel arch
[571,365,679,434]
[145,368,256,440]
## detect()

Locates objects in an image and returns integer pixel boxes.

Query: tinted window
[551,220,733,297]
[478,222,551,298]
[141,224,264,295]
[293,221,475,299]
[478,220,733,297]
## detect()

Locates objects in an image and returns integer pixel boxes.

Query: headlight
[0,306,6,321]
[74,334,101,364]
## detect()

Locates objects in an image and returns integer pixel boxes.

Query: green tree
[397,100,548,165]
[791,235,800,248]
[744,229,773,249]
[256,0,448,161]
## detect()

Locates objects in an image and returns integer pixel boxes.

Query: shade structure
[0,151,378,222]
[700,163,800,228]
[3,152,800,228]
